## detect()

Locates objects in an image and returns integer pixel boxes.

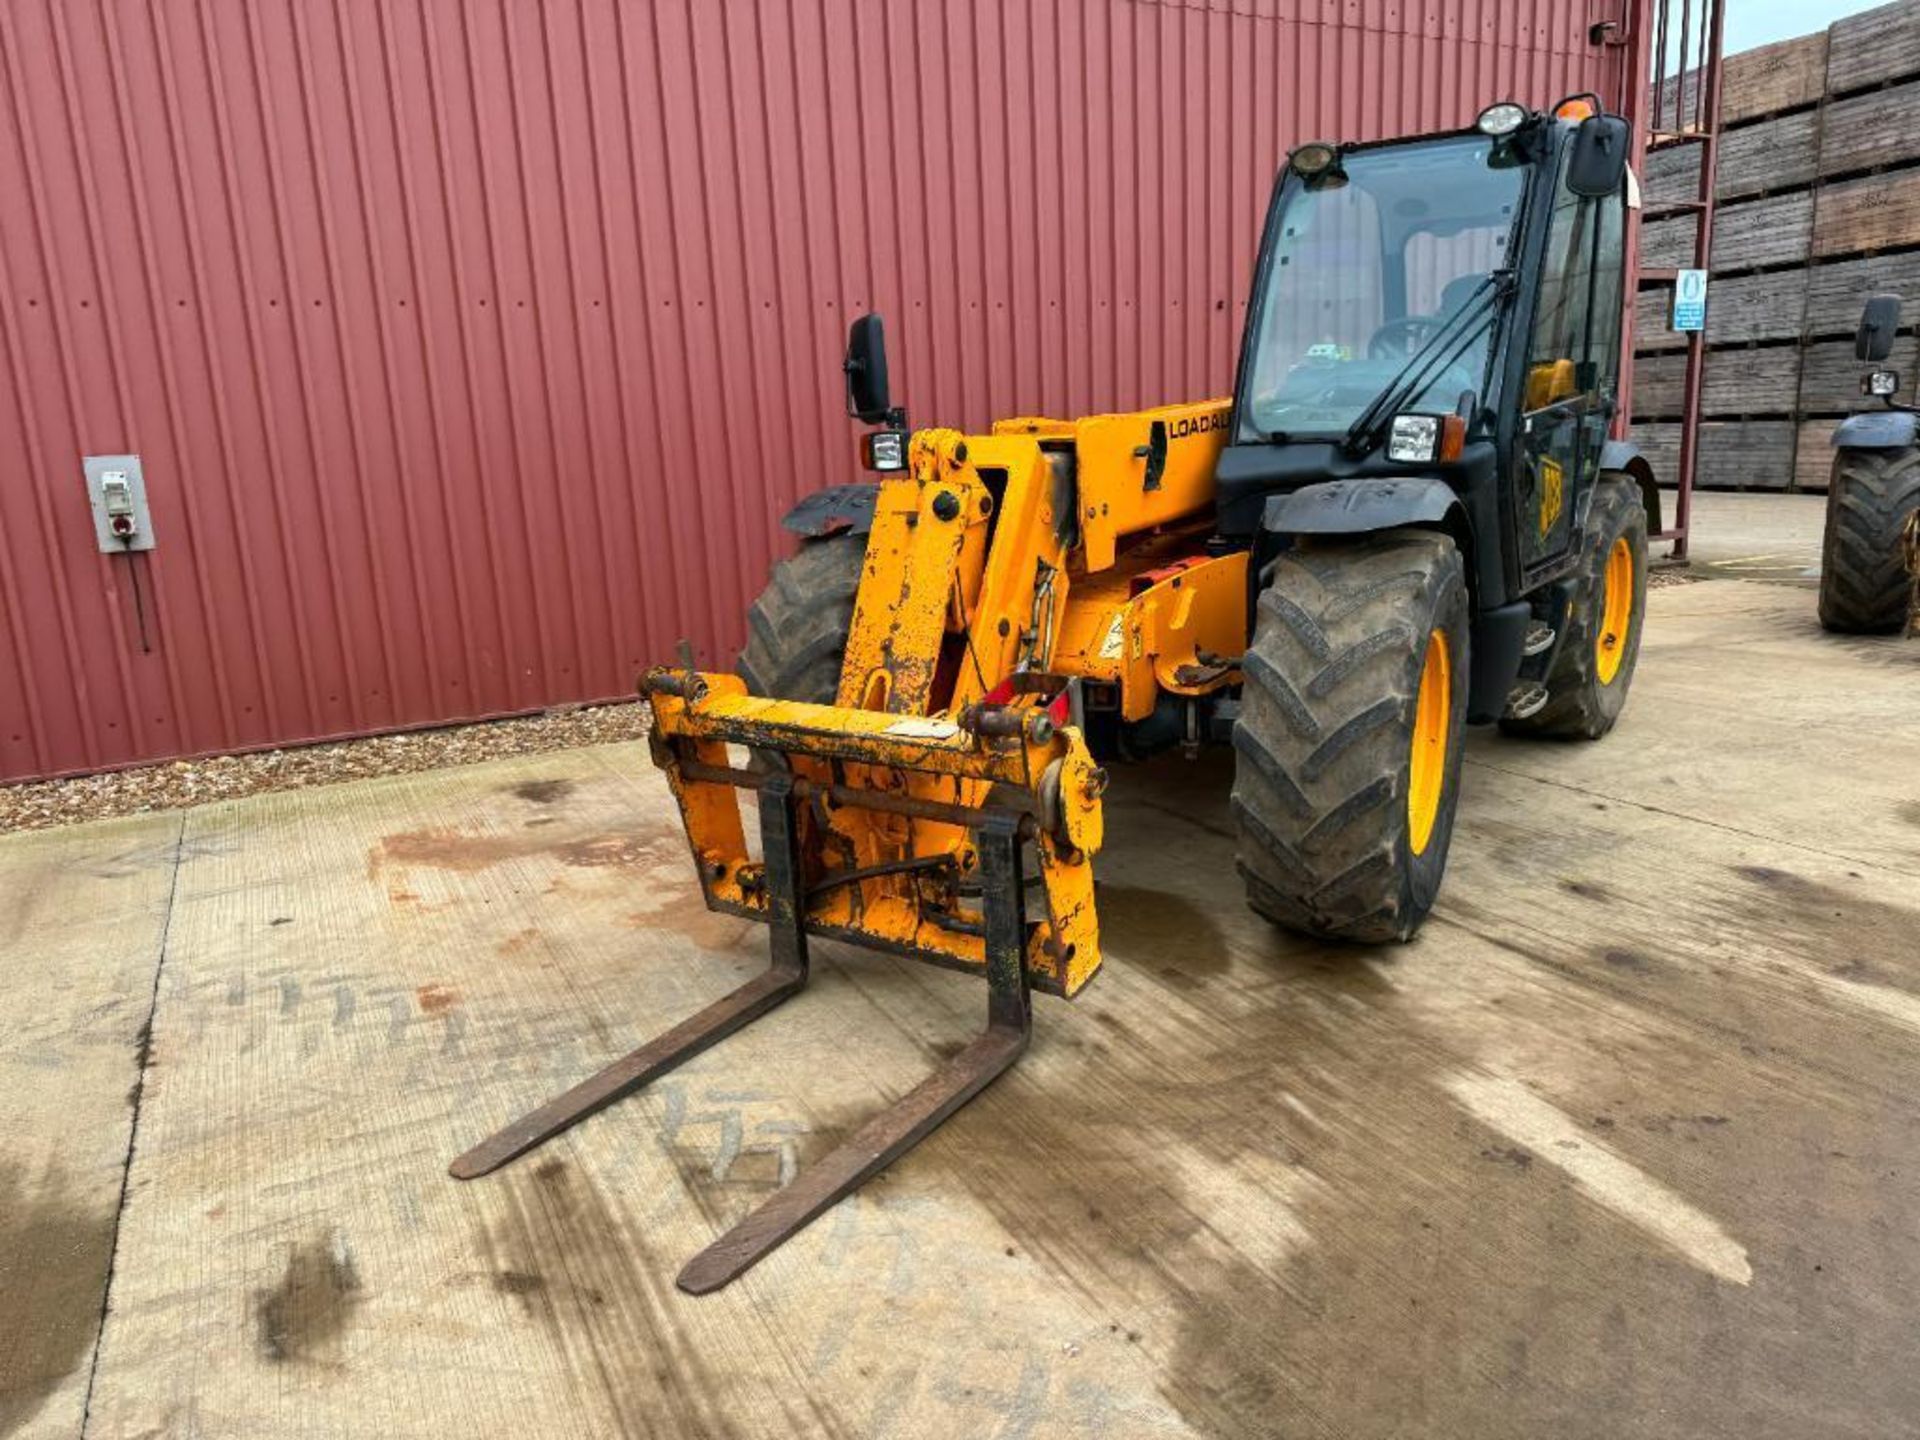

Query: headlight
[861,428,907,471]
[1866,369,1900,397]
[1387,415,1441,463]
[1476,102,1529,137]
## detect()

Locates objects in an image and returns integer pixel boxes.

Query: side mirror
[843,313,895,425]
[1566,113,1630,198]
[1856,294,1902,362]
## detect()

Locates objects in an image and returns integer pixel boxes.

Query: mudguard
[1831,410,1920,450]
[779,482,880,538]
[1259,477,1465,536]
[1599,439,1662,537]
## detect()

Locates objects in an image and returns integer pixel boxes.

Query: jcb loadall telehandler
[455,97,1656,1293]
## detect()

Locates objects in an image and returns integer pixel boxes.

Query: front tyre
[1501,472,1647,740]
[736,532,866,703]
[1819,446,1920,634]
[1231,531,1470,943]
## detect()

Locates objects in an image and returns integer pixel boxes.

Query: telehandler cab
[454,97,1657,1292]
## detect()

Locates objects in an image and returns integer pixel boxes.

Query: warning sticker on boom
[1098,614,1127,660]
[883,717,961,741]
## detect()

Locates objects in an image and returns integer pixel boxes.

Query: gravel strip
[5,566,1705,835]
[1,702,649,835]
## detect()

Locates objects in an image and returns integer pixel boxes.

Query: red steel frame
[1640,0,1729,560]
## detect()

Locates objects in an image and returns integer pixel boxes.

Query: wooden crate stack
[1632,0,1920,492]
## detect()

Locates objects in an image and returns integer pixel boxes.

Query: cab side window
[1524,162,1596,413]
[1525,160,1628,413]
[1515,150,1622,569]
[1586,189,1627,409]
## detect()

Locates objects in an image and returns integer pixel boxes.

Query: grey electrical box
[83,454,155,553]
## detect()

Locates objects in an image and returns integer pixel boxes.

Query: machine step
[1505,682,1550,719]
[1522,621,1556,656]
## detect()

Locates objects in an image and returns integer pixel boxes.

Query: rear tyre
[1232,530,1470,944]
[1501,472,1647,740]
[1819,447,1920,634]
[736,532,866,703]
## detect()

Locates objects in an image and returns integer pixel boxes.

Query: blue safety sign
[1672,269,1708,332]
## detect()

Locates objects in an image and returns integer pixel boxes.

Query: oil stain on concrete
[0,1167,117,1439]
[477,1158,767,1438]
[253,1231,364,1366]
[1727,863,1917,977]
[367,826,669,880]
[1094,883,1231,972]
[368,818,734,945]
[508,779,577,806]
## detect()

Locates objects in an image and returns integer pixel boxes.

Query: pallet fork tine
[450,772,1033,1294]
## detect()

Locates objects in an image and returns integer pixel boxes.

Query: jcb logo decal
[1166,411,1229,440]
[1539,456,1564,537]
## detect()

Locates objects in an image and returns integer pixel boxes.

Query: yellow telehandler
[454,97,1659,1293]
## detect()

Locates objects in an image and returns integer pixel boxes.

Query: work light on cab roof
[1475,101,1528,136]
[1288,141,1339,179]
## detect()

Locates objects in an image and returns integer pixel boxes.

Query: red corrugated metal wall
[0,0,1641,783]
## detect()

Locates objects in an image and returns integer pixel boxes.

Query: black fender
[779,482,879,538]
[1830,410,1920,451]
[1598,439,1662,536]
[1258,476,1467,539]
[1259,478,1525,719]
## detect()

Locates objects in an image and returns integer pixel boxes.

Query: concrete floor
[5,510,1920,1439]
[1663,488,1827,582]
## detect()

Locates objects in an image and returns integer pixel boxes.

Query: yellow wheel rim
[1407,629,1450,857]
[1595,536,1634,686]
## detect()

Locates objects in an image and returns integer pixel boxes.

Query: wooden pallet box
[1725,31,1829,124]
[1651,32,1829,128]
[1635,420,1797,488]
[1632,5,1920,493]
[1804,252,1920,336]
[1643,111,1821,209]
[1827,0,1920,95]
[1634,253,1920,362]
[1633,269,1807,350]
[1643,191,1813,272]
[1797,335,1920,410]
[1631,345,1800,417]
[1818,80,1920,176]
[1797,419,1843,490]
[1813,170,1920,257]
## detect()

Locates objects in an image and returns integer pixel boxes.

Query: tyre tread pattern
[736,534,866,704]
[1501,474,1647,741]
[1820,447,1920,634]
[1232,532,1466,943]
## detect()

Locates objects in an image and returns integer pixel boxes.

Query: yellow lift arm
[454,401,1239,1292]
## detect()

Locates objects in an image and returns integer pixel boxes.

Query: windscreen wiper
[1342,275,1500,456]
[1343,272,1510,458]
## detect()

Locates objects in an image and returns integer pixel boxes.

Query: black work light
[1289,142,1339,178]
[861,428,908,472]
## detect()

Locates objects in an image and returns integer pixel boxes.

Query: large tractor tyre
[1501,472,1648,741]
[736,532,866,703]
[1232,530,1470,944]
[1819,447,1920,634]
